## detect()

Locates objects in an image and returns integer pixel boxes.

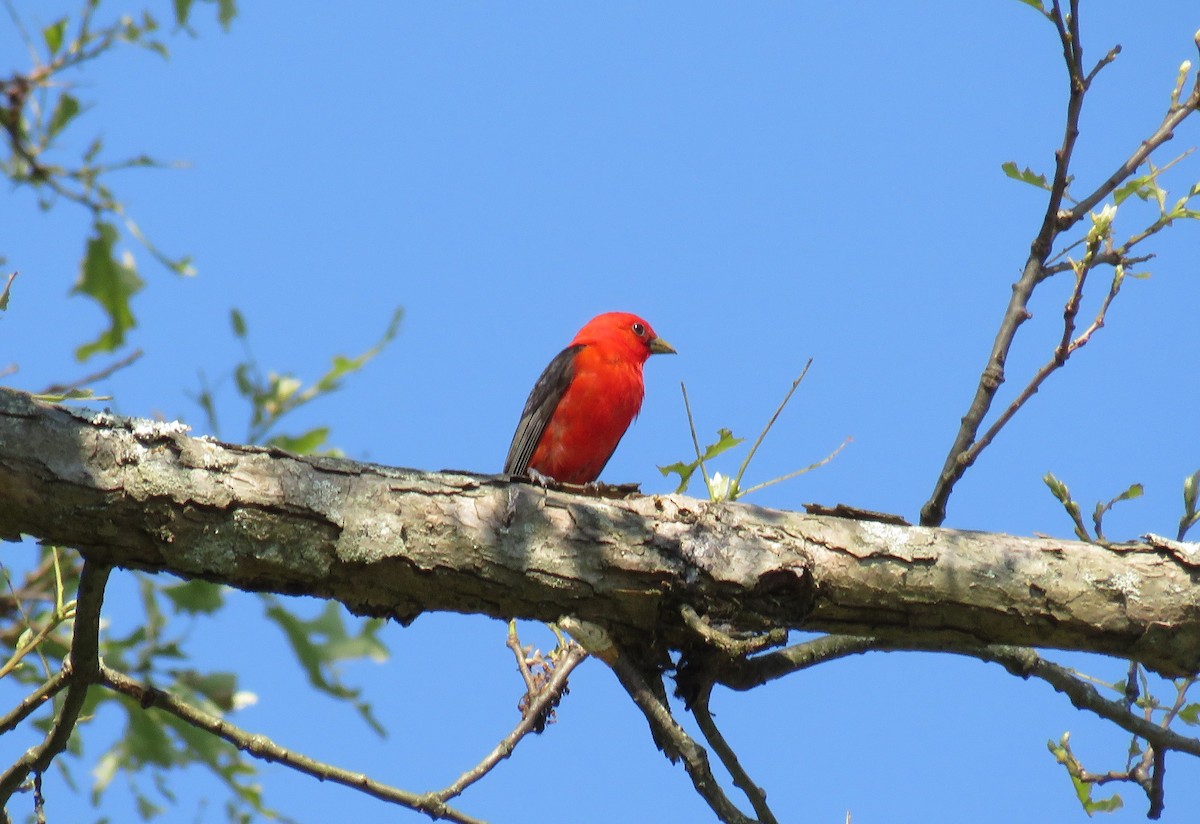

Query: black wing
[504,344,583,476]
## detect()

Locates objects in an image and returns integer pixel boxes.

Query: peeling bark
[1,387,1198,675]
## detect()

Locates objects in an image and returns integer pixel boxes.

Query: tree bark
[1,387,1198,675]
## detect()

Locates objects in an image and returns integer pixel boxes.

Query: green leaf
[1178,702,1200,726]
[1043,472,1092,541]
[171,669,239,712]
[701,427,745,462]
[1092,482,1144,541]
[1184,470,1200,515]
[73,222,145,361]
[162,580,225,615]
[1043,472,1070,504]
[264,600,388,735]
[1113,174,1162,205]
[1015,0,1046,11]
[135,793,165,819]
[173,0,194,25]
[658,428,746,495]
[658,460,699,494]
[1079,784,1123,815]
[124,702,179,768]
[1115,483,1143,503]
[31,388,105,403]
[229,307,247,338]
[1002,161,1051,191]
[42,18,68,56]
[267,426,330,455]
[0,272,15,311]
[218,0,238,29]
[83,136,105,163]
[47,92,82,140]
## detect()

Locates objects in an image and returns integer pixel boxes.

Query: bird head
[570,312,676,364]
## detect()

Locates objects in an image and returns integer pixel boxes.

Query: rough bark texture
[2,387,1198,674]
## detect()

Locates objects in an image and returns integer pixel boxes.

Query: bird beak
[649,336,677,355]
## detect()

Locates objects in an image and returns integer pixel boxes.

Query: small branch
[953,243,1122,473]
[97,666,484,824]
[920,9,1200,527]
[0,669,71,736]
[604,643,758,824]
[920,0,1089,527]
[680,606,787,658]
[0,559,110,808]
[716,634,883,691]
[505,619,538,694]
[732,360,812,493]
[1149,746,1166,818]
[1067,81,1200,225]
[717,635,1200,761]
[430,641,588,804]
[691,683,778,824]
[38,348,143,397]
[681,382,715,500]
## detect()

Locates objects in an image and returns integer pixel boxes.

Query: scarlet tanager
[504,312,676,484]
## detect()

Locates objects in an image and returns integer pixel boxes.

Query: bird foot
[526,468,554,487]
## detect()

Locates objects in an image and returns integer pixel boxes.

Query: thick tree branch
[2,388,1200,677]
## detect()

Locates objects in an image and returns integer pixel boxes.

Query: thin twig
[431,642,587,804]
[690,683,778,824]
[603,640,759,824]
[681,382,714,500]
[679,605,787,658]
[0,559,110,808]
[0,599,75,680]
[0,668,71,735]
[505,619,538,694]
[956,249,1124,470]
[98,666,485,824]
[716,635,1200,761]
[736,436,850,499]
[1149,746,1166,818]
[920,8,1200,527]
[39,348,143,396]
[732,359,812,493]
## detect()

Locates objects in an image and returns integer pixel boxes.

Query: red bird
[505,312,676,484]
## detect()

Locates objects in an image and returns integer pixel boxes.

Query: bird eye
[631,322,646,337]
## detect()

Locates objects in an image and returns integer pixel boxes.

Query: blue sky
[3,2,1200,822]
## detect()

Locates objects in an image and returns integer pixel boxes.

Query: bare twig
[39,348,143,397]
[97,666,485,824]
[921,9,1200,526]
[681,382,715,500]
[505,619,538,694]
[431,640,587,804]
[680,605,787,658]
[690,683,778,824]
[717,635,1200,761]
[0,559,110,809]
[562,617,762,824]
[605,644,758,824]
[732,360,812,492]
[951,242,1124,473]
[0,669,71,736]
[1149,746,1166,818]
[736,436,850,499]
